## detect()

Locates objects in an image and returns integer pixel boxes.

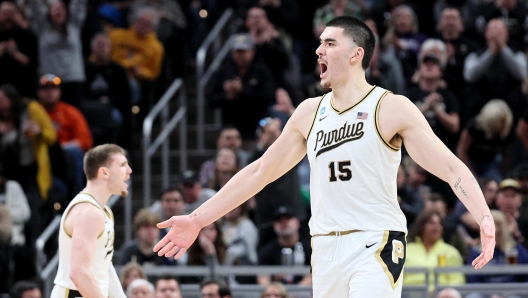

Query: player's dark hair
[10,281,41,298]
[200,277,231,296]
[326,16,375,70]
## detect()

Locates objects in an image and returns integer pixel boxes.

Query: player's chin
[120,190,128,198]
[320,79,331,89]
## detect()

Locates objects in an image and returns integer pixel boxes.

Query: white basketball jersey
[306,86,407,235]
[54,193,115,295]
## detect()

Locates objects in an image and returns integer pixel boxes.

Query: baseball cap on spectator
[39,74,61,88]
[232,33,253,51]
[272,206,295,221]
[499,178,521,192]
[179,170,199,185]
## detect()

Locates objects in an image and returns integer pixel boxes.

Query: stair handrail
[142,78,187,207]
[196,8,235,151]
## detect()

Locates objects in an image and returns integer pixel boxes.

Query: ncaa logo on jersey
[320,106,326,115]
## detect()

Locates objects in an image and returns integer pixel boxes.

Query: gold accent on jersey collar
[330,85,377,115]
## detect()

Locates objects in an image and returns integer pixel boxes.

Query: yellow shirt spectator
[108,27,164,81]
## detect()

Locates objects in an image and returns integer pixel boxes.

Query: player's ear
[350,47,364,63]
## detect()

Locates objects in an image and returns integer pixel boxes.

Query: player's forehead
[108,153,128,165]
[320,26,355,46]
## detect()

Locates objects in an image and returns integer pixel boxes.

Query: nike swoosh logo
[319,115,328,121]
[366,242,377,248]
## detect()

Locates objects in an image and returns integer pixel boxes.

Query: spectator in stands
[10,280,42,298]
[108,7,164,106]
[84,33,131,148]
[127,278,155,298]
[370,0,405,38]
[200,278,231,298]
[0,1,38,98]
[177,170,216,215]
[151,187,186,223]
[28,0,87,108]
[313,0,365,38]
[37,74,92,194]
[260,282,289,298]
[365,31,406,96]
[250,118,306,247]
[119,261,146,292]
[382,5,427,84]
[467,210,528,284]
[396,164,423,230]
[463,18,527,122]
[436,288,462,298]
[181,221,226,284]
[435,6,478,107]
[407,39,460,151]
[245,7,291,89]
[470,0,528,51]
[206,33,275,142]
[258,206,312,286]
[457,99,513,182]
[154,275,182,298]
[119,208,169,266]
[495,178,528,248]
[199,126,250,187]
[404,210,465,292]
[207,148,239,191]
[0,163,30,247]
[0,84,56,239]
[222,201,258,266]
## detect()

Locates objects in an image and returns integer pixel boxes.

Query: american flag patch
[357,112,368,119]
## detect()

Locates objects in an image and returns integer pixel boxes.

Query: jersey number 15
[328,161,352,182]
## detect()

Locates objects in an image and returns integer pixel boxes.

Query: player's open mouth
[318,60,327,78]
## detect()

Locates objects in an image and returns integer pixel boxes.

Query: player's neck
[83,181,112,207]
[331,76,373,110]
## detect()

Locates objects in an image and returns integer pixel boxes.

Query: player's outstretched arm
[379,94,495,269]
[67,203,107,298]
[154,98,318,259]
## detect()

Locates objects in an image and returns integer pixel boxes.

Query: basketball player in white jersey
[154,16,495,297]
[51,144,131,298]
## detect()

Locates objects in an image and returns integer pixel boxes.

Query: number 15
[328,161,352,182]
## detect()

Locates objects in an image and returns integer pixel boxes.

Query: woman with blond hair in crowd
[457,99,514,182]
[261,282,289,298]
[119,261,146,292]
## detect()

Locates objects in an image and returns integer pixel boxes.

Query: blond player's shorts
[311,230,406,298]
[50,285,83,298]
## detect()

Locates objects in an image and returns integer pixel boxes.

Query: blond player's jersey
[306,86,407,235]
[54,193,115,295]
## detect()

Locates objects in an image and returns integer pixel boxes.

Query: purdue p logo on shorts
[375,231,406,290]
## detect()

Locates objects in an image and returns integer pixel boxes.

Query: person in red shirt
[37,74,93,194]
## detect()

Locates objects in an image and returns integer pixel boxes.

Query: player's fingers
[174,247,188,260]
[153,236,169,253]
[164,245,180,258]
[157,218,172,229]
[157,242,174,257]
[471,253,484,267]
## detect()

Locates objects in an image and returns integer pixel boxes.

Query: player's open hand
[472,215,495,269]
[153,215,201,260]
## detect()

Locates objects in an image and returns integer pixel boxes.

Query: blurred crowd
[3,0,528,297]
